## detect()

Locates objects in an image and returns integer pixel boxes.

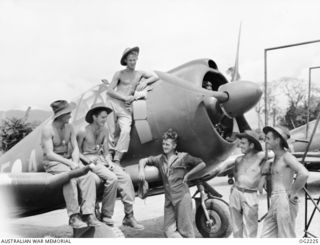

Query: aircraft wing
[293,151,320,172]
[0,167,91,217]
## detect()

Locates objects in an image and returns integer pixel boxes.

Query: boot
[69,213,87,229]
[84,214,102,227]
[102,216,114,227]
[122,213,144,230]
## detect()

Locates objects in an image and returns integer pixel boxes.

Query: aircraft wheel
[195,198,231,238]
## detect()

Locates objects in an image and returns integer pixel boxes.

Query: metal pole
[307,68,311,138]
[306,66,320,138]
[265,39,320,52]
[264,49,268,127]
[263,49,270,209]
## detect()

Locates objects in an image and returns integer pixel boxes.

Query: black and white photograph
[0,0,320,241]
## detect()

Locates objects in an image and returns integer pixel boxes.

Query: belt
[234,185,257,193]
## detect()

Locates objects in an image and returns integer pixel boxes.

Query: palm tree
[0,117,33,152]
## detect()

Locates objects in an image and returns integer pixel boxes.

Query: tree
[279,77,320,129]
[255,82,284,129]
[255,77,320,130]
[0,117,33,152]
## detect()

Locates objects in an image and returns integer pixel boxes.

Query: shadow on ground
[9,216,203,238]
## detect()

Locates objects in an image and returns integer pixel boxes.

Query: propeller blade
[235,115,251,132]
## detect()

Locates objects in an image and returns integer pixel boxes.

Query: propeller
[203,23,262,137]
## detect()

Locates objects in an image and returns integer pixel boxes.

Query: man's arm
[76,129,92,165]
[41,127,77,169]
[258,154,268,193]
[136,70,159,91]
[285,153,309,196]
[212,156,241,177]
[183,162,206,183]
[107,71,134,102]
[138,156,158,181]
[138,158,149,182]
[101,129,114,167]
[70,126,80,164]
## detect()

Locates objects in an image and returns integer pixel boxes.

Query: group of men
[40,46,207,237]
[41,47,157,230]
[214,127,309,238]
[40,45,309,238]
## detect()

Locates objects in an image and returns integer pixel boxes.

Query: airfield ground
[7,174,320,238]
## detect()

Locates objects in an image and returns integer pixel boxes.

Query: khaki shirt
[145,152,202,205]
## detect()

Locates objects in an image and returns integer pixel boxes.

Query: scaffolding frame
[263,40,320,236]
[302,66,320,238]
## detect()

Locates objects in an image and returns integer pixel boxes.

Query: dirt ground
[6,174,320,238]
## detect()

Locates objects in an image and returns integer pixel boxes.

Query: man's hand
[258,185,264,194]
[69,161,78,170]
[134,86,152,101]
[183,174,190,184]
[88,162,96,171]
[138,170,146,182]
[125,95,135,105]
[136,80,148,91]
[288,192,299,205]
[108,161,115,171]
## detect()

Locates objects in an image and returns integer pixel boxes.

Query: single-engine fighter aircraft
[0,57,262,237]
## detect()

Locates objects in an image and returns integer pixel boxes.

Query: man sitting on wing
[77,103,144,230]
[41,100,100,228]
[107,46,158,164]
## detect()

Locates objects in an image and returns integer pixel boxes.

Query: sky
[1,0,320,112]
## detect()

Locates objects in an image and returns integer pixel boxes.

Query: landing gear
[227,173,234,185]
[193,181,231,238]
[227,178,234,185]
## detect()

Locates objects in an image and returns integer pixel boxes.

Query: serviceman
[77,103,144,229]
[261,126,309,238]
[203,81,213,90]
[138,128,206,238]
[41,100,100,228]
[212,130,266,237]
[107,46,158,164]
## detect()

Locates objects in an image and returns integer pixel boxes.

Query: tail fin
[231,23,242,82]
[22,106,31,122]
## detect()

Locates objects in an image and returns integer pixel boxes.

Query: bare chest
[271,159,292,177]
[52,127,71,147]
[236,160,261,176]
[84,130,105,147]
[119,71,141,86]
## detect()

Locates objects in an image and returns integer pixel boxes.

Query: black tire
[228,178,234,185]
[195,198,231,238]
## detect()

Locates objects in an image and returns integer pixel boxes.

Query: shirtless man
[107,46,158,164]
[261,126,309,238]
[77,103,144,229]
[41,100,100,228]
[212,130,265,237]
